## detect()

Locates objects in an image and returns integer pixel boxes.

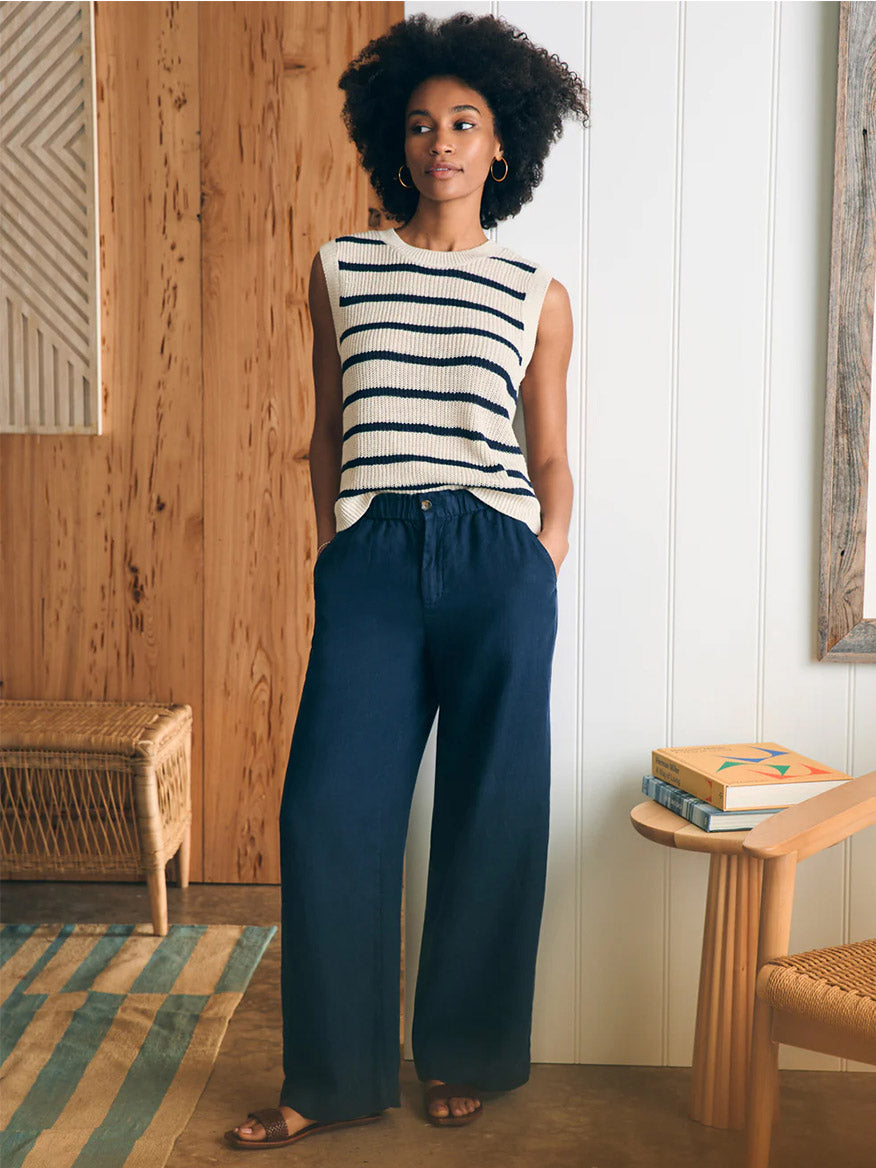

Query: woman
[226,11,587,1150]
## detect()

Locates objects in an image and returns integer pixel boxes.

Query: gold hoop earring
[397,164,414,189]
[490,157,508,182]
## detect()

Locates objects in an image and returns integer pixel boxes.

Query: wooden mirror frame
[818,1,876,662]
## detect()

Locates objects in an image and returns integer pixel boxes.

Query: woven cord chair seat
[759,938,876,1040]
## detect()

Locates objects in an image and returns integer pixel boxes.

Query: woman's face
[403,75,503,204]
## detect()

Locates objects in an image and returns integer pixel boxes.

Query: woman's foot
[423,1078,482,1121]
[230,1104,315,1143]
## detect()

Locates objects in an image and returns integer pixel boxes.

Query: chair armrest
[743,770,876,862]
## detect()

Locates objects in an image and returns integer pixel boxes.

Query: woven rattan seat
[759,938,876,1042]
[0,700,192,935]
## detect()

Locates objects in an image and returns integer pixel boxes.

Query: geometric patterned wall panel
[0,0,101,433]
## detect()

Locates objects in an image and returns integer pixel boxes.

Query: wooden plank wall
[0,3,205,869]
[199,1,400,881]
[0,1,402,883]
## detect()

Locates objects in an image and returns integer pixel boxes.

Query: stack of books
[642,742,852,832]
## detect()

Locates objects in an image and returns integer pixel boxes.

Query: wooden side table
[630,800,764,1130]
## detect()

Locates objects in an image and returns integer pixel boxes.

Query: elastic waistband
[361,489,488,520]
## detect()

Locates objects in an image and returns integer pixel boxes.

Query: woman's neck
[394,217,488,253]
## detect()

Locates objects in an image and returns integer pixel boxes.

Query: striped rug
[0,922,277,1168]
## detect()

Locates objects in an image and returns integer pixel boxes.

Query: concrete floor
[1,880,873,1168]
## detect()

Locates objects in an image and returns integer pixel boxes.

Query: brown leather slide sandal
[224,1107,382,1150]
[423,1082,484,1127]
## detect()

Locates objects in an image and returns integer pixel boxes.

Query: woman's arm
[308,251,344,548]
[518,278,575,574]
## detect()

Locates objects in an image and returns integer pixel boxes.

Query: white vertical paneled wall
[402,1,876,1070]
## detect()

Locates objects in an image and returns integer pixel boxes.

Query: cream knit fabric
[318,227,554,534]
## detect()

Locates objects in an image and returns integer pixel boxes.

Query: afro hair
[337,11,590,229]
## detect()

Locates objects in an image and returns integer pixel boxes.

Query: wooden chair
[742,768,876,1168]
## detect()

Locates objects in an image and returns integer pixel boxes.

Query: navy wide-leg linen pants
[278,488,558,1122]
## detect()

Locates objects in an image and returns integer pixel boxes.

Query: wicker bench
[0,700,192,935]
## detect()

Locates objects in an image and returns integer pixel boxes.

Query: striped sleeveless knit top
[318,226,554,534]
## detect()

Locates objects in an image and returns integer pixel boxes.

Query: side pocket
[527,526,558,578]
[315,537,334,567]
[314,531,342,572]
[313,518,359,571]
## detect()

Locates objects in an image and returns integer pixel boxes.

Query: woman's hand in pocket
[315,534,335,568]
[538,532,568,577]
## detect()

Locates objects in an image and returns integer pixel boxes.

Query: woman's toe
[235,1120,264,1140]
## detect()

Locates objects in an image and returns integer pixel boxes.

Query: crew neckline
[383,227,496,261]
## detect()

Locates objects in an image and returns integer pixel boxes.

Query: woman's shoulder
[314,230,386,281]
[489,240,555,285]
[317,228,385,253]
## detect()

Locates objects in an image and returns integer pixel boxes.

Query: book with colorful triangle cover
[650,742,852,811]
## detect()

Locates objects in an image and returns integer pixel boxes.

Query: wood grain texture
[0,2,401,886]
[0,2,205,869]
[819,0,876,660]
[688,853,762,1129]
[200,2,401,881]
[632,803,764,1128]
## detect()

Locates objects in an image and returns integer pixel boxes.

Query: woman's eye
[410,121,475,133]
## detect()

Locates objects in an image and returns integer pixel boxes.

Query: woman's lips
[426,166,459,177]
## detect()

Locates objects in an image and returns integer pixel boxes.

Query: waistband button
[420,499,432,510]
